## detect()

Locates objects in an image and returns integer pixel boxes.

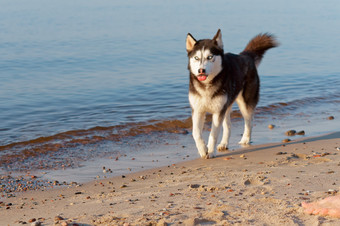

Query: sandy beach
[1,132,340,225]
[2,1,340,225]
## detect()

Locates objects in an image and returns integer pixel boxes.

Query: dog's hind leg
[207,113,223,158]
[217,106,232,151]
[236,92,254,145]
[192,110,208,158]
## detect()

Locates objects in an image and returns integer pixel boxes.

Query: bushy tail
[242,33,279,67]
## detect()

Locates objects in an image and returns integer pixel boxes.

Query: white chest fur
[189,87,227,114]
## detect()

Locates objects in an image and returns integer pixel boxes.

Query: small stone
[328,116,335,120]
[296,130,305,135]
[240,154,245,158]
[189,184,200,189]
[327,189,337,195]
[28,218,36,223]
[54,216,64,221]
[224,157,233,160]
[268,124,275,129]
[282,138,291,143]
[31,221,42,226]
[285,130,296,136]
[244,179,251,185]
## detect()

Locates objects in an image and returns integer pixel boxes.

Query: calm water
[0,0,340,173]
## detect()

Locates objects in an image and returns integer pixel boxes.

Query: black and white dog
[186,29,278,159]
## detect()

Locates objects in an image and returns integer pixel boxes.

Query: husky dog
[186,29,278,159]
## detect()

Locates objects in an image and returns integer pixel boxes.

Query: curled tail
[242,33,279,67]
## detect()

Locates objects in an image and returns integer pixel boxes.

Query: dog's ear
[213,29,223,49]
[186,33,197,52]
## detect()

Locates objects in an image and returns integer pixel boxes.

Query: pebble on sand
[54,215,64,221]
[285,130,296,136]
[282,138,291,143]
[224,157,233,160]
[296,130,305,135]
[28,218,36,223]
[31,221,42,226]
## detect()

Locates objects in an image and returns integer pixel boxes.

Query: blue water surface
[0,0,339,146]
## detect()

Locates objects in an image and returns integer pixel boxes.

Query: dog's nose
[198,68,206,74]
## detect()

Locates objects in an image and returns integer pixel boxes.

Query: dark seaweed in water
[0,118,191,172]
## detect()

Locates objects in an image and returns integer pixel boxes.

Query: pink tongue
[198,75,207,81]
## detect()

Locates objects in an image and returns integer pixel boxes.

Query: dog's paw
[198,146,208,159]
[239,136,251,145]
[200,153,207,159]
[217,143,229,152]
[205,152,215,159]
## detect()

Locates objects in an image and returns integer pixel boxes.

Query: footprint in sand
[244,175,270,186]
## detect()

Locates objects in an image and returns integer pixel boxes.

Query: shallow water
[0,0,340,181]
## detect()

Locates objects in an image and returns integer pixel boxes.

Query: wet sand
[1,132,340,225]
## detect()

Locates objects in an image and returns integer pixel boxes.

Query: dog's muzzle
[197,68,207,81]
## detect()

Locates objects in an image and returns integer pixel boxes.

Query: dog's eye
[207,55,214,60]
[194,56,200,61]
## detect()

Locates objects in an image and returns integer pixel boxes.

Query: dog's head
[186,29,224,82]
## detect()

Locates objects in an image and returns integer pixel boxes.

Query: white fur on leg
[192,110,208,158]
[239,118,252,144]
[207,113,223,158]
[217,106,232,151]
[236,92,253,145]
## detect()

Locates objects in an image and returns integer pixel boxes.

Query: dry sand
[1,132,340,225]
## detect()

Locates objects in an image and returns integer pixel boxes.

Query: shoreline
[1,131,340,225]
[2,111,338,188]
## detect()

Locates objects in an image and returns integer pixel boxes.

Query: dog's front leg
[192,110,208,158]
[217,106,232,151]
[207,113,223,158]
